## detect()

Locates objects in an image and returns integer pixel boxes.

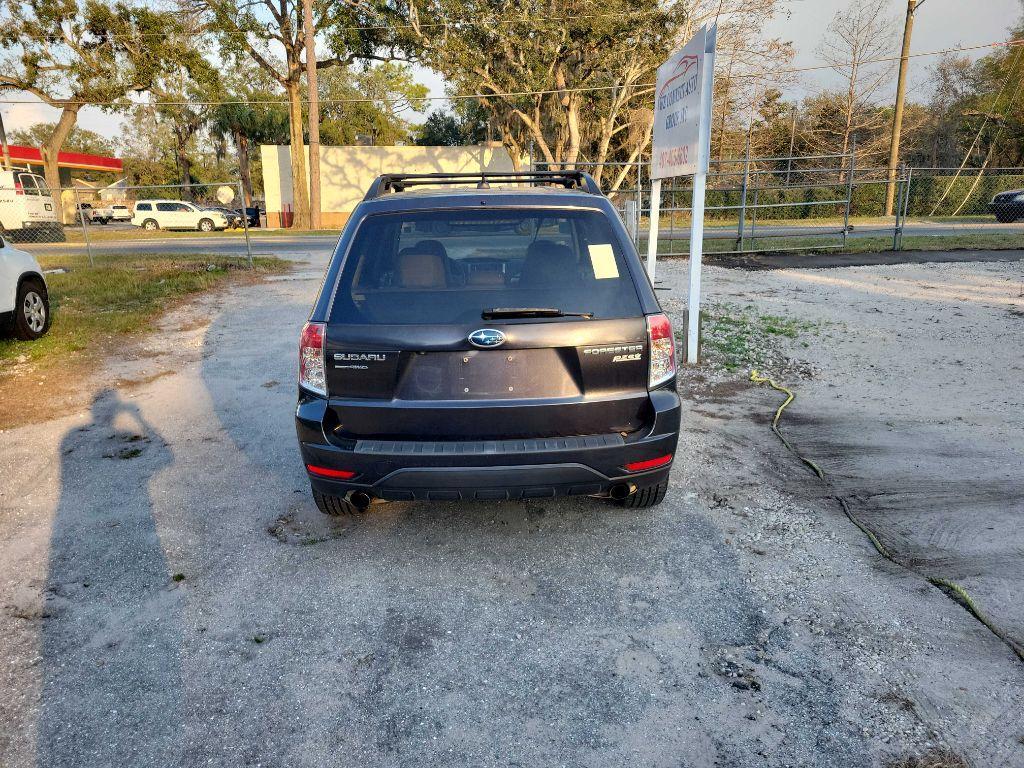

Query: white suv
[132,200,229,232]
[0,234,50,340]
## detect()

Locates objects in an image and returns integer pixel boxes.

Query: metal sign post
[648,24,717,364]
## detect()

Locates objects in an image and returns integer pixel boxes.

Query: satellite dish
[216,185,236,205]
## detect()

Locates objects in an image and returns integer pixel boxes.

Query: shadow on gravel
[38,389,184,767]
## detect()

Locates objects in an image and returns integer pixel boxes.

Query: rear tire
[143,218,159,231]
[312,488,360,516]
[13,278,50,341]
[618,480,669,509]
[198,218,215,232]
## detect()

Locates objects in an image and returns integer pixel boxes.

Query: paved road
[28,233,340,261]
[20,217,1024,262]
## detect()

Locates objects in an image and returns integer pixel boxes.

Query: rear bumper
[296,389,680,501]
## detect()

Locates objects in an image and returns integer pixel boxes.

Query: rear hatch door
[323,205,651,441]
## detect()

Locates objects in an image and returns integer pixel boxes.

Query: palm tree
[210,91,289,206]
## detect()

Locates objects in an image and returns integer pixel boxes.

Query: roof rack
[363,170,603,200]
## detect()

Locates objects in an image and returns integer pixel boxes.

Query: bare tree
[808,0,897,172]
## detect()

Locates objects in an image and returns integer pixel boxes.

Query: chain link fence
[1,179,258,270]
[558,156,1024,256]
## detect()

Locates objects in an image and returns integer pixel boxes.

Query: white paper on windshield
[588,244,619,279]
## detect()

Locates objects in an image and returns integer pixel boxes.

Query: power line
[1,36,1021,107]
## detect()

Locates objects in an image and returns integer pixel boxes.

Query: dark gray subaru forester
[296,171,680,515]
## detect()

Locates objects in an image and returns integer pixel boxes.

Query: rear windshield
[329,208,642,325]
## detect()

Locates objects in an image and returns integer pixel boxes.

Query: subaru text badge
[468,329,506,348]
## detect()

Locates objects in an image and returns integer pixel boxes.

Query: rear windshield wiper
[482,307,594,320]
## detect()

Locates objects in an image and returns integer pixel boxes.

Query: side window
[17,174,39,196]
[156,202,177,212]
[178,203,194,212]
[33,175,51,196]
[136,203,152,212]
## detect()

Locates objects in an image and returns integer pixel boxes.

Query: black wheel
[198,218,215,232]
[143,218,159,231]
[13,278,51,341]
[312,488,360,516]
[618,480,669,509]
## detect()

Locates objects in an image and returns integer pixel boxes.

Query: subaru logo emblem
[468,328,506,348]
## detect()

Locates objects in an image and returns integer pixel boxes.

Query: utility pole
[302,0,321,230]
[885,0,924,216]
[785,107,797,185]
[0,108,11,171]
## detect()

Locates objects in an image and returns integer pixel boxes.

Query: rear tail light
[306,464,355,479]
[624,454,674,472]
[647,313,676,388]
[299,321,326,395]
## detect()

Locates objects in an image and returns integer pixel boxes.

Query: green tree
[115,105,180,186]
[318,63,426,146]
[411,0,792,190]
[0,0,191,219]
[415,111,463,146]
[415,103,488,146]
[189,0,413,227]
[211,93,290,205]
[9,123,115,156]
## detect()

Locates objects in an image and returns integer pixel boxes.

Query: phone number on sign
[659,146,690,168]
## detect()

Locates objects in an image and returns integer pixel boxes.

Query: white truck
[0,232,50,340]
[0,169,64,242]
[78,202,131,224]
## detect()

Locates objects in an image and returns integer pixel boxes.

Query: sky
[764,0,1022,98]
[1,0,1020,146]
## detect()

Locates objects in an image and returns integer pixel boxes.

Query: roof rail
[363,170,603,200]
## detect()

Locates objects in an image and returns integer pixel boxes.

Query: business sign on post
[645,24,716,365]
[651,28,710,179]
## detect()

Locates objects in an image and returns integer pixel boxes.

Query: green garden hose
[749,370,1024,664]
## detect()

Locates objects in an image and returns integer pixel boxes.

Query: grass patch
[887,750,970,768]
[0,253,288,374]
[688,304,821,373]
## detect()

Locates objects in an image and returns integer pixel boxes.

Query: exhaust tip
[349,491,373,511]
[609,483,636,501]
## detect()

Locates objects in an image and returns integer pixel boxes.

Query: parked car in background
[989,190,1024,223]
[132,200,229,232]
[87,204,114,224]
[109,204,132,222]
[0,232,50,340]
[237,206,261,227]
[297,170,680,516]
[0,169,63,242]
[202,205,243,229]
[76,202,131,225]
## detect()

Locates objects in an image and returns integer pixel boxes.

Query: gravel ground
[0,253,1022,767]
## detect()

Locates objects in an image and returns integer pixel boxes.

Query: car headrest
[411,239,448,260]
[398,248,448,288]
[519,240,578,287]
